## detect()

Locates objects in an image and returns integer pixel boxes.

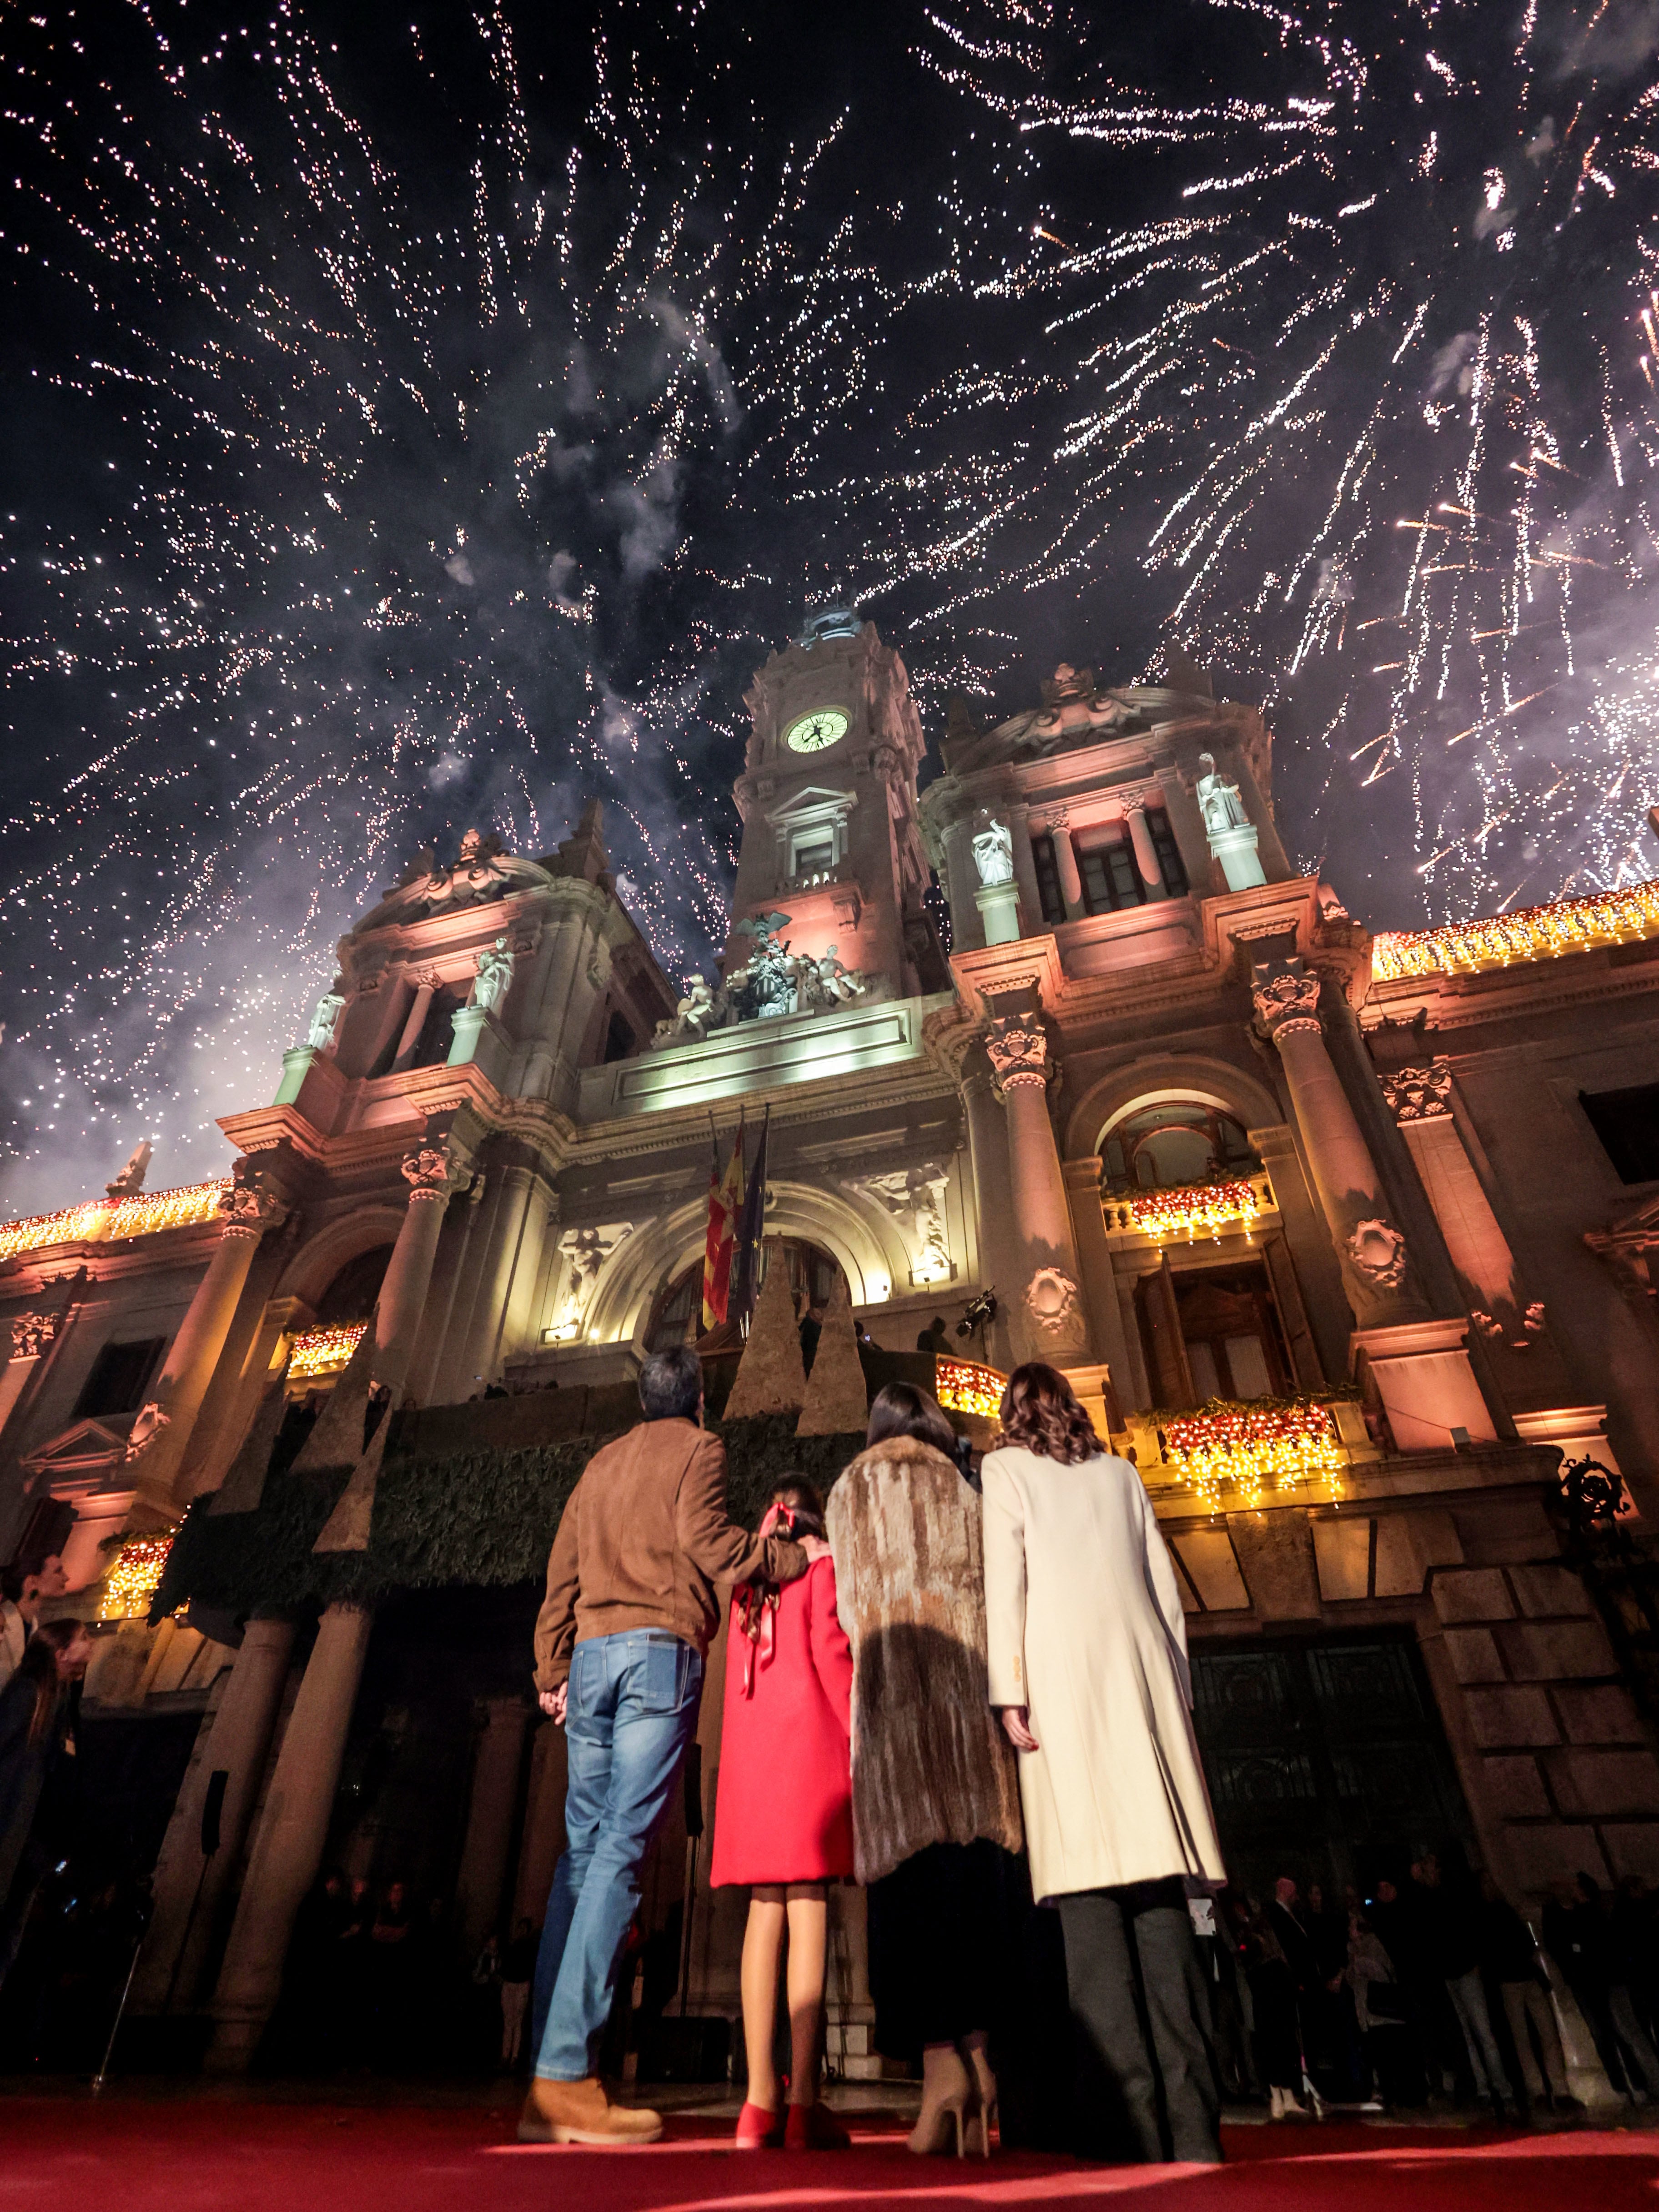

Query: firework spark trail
[4,0,1659,1210]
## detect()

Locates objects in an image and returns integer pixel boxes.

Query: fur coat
[825,1434,1023,1885]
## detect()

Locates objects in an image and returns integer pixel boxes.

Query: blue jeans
[530,1629,703,2082]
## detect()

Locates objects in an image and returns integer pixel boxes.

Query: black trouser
[867,1839,1011,2063]
[1057,1878,1222,2165]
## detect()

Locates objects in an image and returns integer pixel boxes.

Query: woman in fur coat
[982,1362,1226,2164]
[825,1382,1023,2157]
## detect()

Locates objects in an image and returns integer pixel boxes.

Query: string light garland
[99,1530,177,1621]
[1129,1178,1261,1244]
[288,1321,369,1381]
[1150,1396,1345,1505]
[0,1179,229,1266]
[935,1357,1006,1423]
[1373,881,1659,981]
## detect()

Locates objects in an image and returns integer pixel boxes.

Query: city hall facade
[2,611,1659,2085]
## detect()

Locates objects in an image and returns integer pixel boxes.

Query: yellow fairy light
[288,1320,368,1380]
[935,1357,1006,1422]
[0,1178,230,1265]
[98,1531,176,1622]
[1130,1177,1260,1244]
[1373,879,1659,981]
[1156,1398,1344,1506]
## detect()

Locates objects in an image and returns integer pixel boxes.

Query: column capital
[985,1016,1051,1091]
[219,1166,290,1243]
[10,1310,62,1360]
[1380,1060,1453,1123]
[401,1139,467,1204]
[1250,956,1322,1041]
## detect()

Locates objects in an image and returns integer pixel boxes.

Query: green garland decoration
[153,1414,869,1621]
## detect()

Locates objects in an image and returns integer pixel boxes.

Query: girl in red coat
[710,1477,854,2151]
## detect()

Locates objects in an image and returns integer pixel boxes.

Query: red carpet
[0,2101,1654,2212]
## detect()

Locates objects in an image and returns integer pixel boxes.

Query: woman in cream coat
[982,1362,1225,2165]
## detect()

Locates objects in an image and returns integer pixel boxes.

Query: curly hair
[995,1361,1101,1465]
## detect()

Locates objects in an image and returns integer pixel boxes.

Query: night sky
[3,0,1658,1209]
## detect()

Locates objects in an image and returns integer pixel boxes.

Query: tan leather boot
[517,2076,664,2145]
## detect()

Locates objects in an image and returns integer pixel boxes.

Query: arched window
[315,1245,394,1324]
[1100,1100,1260,1196]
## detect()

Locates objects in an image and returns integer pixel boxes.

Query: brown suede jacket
[533,1418,806,1691]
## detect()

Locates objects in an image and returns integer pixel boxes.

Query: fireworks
[5,3,1659,1211]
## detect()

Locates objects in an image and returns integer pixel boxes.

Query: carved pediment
[21,1416,134,1483]
[764,785,858,825]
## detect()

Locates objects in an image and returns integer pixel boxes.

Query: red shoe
[784,2101,851,2150]
[734,2101,786,2149]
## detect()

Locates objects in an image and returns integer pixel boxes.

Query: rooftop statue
[106,1138,152,1199]
[970,817,1015,887]
[352,828,551,934]
[469,936,515,1017]
[647,914,871,1047]
[1195,752,1250,836]
[304,989,346,1052]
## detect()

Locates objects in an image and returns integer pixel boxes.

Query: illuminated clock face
[785,708,850,754]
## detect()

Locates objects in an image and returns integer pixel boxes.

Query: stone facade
[2,616,1658,2080]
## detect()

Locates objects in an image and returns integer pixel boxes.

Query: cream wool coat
[981,1443,1225,1904]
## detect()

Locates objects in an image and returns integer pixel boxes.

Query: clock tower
[730,608,948,999]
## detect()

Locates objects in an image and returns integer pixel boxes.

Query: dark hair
[865,1381,956,1456]
[17,1618,85,1744]
[996,1362,1101,1465]
[638,1345,703,1422]
[764,1474,825,1537]
[0,1567,24,1606]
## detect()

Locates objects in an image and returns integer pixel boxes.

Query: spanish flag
[702,1119,744,1330]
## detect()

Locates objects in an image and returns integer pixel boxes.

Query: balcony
[1126,1393,1374,1506]
[1101,1171,1277,1249]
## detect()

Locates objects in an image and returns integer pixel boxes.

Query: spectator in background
[915,1315,951,1357]
[797,1302,823,1377]
[1614,1875,1659,2051]
[1412,1853,1513,2117]
[0,1572,29,1691]
[1345,1909,1421,2107]
[1242,1898,1307,2118]
[1545,1872,1659,2102]
[0,1619,93,1993]
[1476,1872,1575,2117]
[499,1918,537,2068]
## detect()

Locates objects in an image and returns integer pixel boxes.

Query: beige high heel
[909,2044,972,2157]
[960,2032,999,2158]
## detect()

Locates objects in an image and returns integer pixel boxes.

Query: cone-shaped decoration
[288,1318,376,1474]
[721,1249,807,1421]
[207,1370,292,1516]
[795,1276,868,1438]
[312,1418,387,1555]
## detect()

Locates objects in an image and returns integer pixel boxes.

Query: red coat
[709,1556,855,1886]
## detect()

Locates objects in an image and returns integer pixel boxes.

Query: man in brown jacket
[519,1344,814,2145]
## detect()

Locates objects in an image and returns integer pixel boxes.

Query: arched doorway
[643,1238,847,1352]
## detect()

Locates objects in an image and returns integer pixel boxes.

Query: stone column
[207,1601,373,2070]
[1051,821,1085,915]
[131,1616,297,2015]
[128,1167,288,1508]
[984,1018,1090,1362]
[1006,800,1044,940]
[376,1140,467,1399]
[390,973,439,1073]
[1126,804,1169,902]
[1251,959,1417,1324]
[959,1047,1021,1370]
[454,1697,533,1954]
[1063,1156,1135,1427]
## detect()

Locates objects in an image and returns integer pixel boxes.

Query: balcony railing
[287,1321,368,1382]
[1126,1393,1370,1504]
[1102,1171,1275,1246]
[0,1177,231,1267]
